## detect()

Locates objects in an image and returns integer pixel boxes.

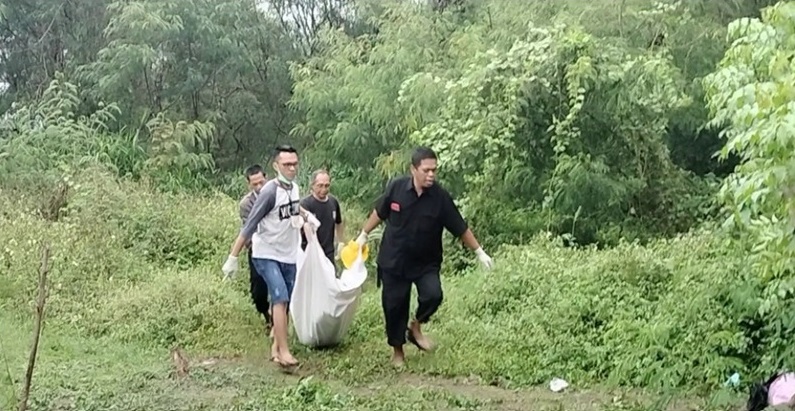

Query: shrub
[0,167,765,395]
[0,167,255,352]
[324,230,751,394]
[84,267,263,352]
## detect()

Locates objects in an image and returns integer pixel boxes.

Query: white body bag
[289,231,368,347]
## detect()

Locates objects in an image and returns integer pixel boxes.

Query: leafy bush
[703,0,795,376]
[0,163,771,394]
[0,166,256,353]
[323,229,751,394]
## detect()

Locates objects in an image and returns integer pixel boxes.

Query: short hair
[311,169,329,184]
[411,146,437,167]
[244,164,264,181]
[272,144,298,162]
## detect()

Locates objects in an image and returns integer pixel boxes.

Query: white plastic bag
[290,229,368,347]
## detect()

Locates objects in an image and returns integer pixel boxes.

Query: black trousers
[248,249,271,326]
[378,265,444,347]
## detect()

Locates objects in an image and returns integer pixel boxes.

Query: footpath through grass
[0,310,735,411]
[0,169,751,410]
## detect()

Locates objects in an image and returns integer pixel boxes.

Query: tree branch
[17,244,51,411]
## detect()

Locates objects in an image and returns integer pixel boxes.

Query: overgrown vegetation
[2,0,795,409]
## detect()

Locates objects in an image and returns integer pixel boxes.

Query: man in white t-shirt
[221,145,320,368]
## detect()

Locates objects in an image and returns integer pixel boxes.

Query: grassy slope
[0,310,725,411]
[0,169,746,410]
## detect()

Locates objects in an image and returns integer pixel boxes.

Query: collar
[405,177,435,195]
[312,193,329,203]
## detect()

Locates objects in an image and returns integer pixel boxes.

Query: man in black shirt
[355,147,494,366]
[301,169,345,265]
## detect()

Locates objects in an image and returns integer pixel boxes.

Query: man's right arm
[361,179,396,235]
[240,183,277,240]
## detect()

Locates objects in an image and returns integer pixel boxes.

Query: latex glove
[356,231,368,247]
[474,247,493,270]
[302,222,316,238]
[222,255,239,280]
[335,242,345,260]
[305,212,321,231]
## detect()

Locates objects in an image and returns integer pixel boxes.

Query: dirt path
[184,354,721,411]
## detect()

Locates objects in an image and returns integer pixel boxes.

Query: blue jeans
[251,258,297,306]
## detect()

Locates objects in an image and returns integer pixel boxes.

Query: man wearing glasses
[222,145,320,368]
[300,169,345,266]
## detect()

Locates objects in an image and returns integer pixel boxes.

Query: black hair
[244,164,264,181]
[411,146,437,167]
[272,144,298,162]
[747,372,784,411]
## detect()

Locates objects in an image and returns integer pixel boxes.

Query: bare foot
[391,348,405,367]
[277,352,299,367]
[270,342,279,362]
[408,321,434,351]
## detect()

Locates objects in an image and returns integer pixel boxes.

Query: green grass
[0,310,739,411]
[0,168,751,410]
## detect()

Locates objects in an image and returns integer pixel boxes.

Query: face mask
[275,169,293,184]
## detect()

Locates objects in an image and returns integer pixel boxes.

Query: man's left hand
[305,212,321,231]
[474,247,494,270]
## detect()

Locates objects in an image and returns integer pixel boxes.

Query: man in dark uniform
[300,169,345,265]
[355,147,494,366]
[238,164,272,331]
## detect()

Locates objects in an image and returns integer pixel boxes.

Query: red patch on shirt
[390,202,401,212]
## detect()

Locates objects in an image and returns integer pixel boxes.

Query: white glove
[305,212,321,230]
[222,255,239,280]
[475,247,493,270]
[356,231,368,247]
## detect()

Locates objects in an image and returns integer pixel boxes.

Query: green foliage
[0,73,122,188]
[289,1,451,200]
[324,230,753,394]
[289,2,721,250]
[703,0,795,374]
[0,170,761,400]
[0,73,219,194]
[407,21,697,244]
[142,113,216,192]
[0,167,250,346]
[75,0,299,167]
[3,0,792,409]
